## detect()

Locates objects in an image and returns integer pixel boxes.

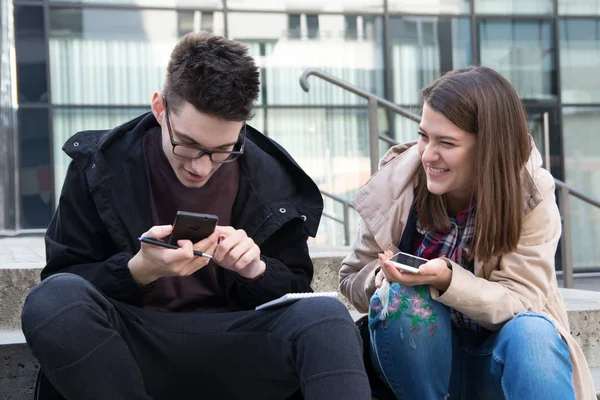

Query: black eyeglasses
[163,97,245,164]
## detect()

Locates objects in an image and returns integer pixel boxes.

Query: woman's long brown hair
[415,66,531,262]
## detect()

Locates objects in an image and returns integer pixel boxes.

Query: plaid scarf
[416,208,481,331]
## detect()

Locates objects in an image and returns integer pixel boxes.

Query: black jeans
[21,273,370,400]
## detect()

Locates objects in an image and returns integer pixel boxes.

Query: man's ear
[151,92,164,123]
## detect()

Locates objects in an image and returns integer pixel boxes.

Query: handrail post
[559,186,574,288]
[343,203,350,246]
[368,96,379,175]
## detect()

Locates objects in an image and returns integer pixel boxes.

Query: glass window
[49,8,224,106]
[52,108,147,200]
[390,17,472,105]
[15,6,48,104]
[266,106,370,193]
[288,14,301,39]
[479,19,556,101]
[228,13,385,105]
[526,108,562,178]
[248,107,265,133]
[306,14,320,40]
[226,0,383,13]
[262,106,386,246]
[50,0,222,8]
[392,108,421,144]
[388,0,470,14]
[345,15,358,40]
[178,11,195,38]
[560,19,600,103]
[475,0,553,14]
[19,109,53,228]
[559,0,600,15]
[562,107,600,271]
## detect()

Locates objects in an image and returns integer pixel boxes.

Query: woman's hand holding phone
[212,226,266,280]
[378,250,452,291]
[128,224,220,286]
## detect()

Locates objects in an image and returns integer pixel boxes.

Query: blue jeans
[368,284,575,400]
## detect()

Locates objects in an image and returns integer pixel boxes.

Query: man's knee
[286,297,355,332]
[21,273,94,339]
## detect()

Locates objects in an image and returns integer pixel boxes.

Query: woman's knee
[369,284,450,335]
[495,312,567,360]
[500,312,559,341]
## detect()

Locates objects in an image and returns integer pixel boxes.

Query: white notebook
[255,292,340,310]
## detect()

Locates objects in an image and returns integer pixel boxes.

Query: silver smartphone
[387,251,428,274]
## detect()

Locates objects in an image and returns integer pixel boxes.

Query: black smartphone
[168,211,219,245]
[387,251,428,274]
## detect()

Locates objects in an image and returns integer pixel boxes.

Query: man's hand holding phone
[212,226,266,280]
[378,250,452,292]
[128,224,220,286]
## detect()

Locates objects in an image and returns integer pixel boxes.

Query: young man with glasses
[21,32,370,400]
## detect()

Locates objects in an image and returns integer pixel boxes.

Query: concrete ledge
[3,240,600,396]
[0,331,38,400]
[561,289,600,368]
[0,267,43,330]
[5,253,600,367]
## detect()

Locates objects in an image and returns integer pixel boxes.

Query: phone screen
[390,252,428,270]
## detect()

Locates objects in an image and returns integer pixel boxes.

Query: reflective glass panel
[15,6,48,103]
[49,8,224,105]
[50,0,222,8]
[479,19,556,100]
[562,107,600,271]
[390,17,472,105]
[560,19,600,103]
[475,0,553,14]
[19,109,53,228]
[264,107,377,245]
[228,13,385,105]
[559,0,600,15]
[52,108,147,200]
[388,0,470,14]
[226,0,383,13]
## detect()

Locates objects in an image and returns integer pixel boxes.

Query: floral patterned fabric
[369,208,481,332]
[369,284,440,336]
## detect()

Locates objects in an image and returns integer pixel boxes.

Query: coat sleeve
[339,217,382,313]
[224,218,314,309]
[430,185,561,331]
[42,162,149,304]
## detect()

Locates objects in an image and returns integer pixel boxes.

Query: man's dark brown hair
[164,31,260,121]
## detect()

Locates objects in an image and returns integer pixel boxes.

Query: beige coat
[340,141,596,400]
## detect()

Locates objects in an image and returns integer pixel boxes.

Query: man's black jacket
[42,113,324,310]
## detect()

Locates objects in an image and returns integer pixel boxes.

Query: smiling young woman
[340,66,596,400]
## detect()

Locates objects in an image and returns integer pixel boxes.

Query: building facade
[1,0,599,270]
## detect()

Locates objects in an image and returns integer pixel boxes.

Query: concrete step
[3,248,600,364]
[3,238,600,396]
[2,330,600,399]
[0,330,37,399]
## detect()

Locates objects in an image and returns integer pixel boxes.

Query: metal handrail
[321,190,355,246]
[300,68,422,123]
[301,68,600,288]
[554,179,600,209]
